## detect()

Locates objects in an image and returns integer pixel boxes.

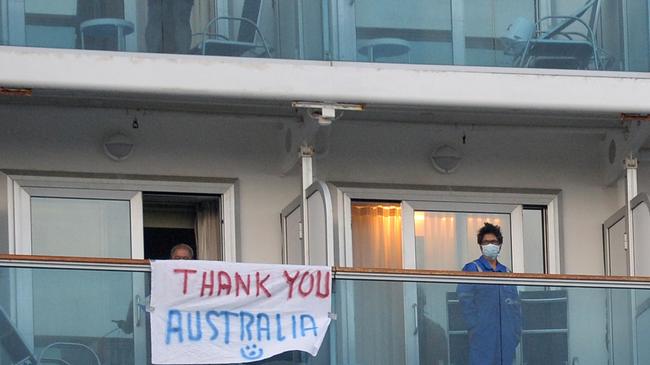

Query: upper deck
[2,0,649,73]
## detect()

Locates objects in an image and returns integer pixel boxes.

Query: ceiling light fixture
[431,145,461,174]
[103,133,134,161]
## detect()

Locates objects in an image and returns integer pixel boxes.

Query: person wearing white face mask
[456,223,522,365]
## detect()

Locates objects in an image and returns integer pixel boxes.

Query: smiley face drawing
[240,344,264,361]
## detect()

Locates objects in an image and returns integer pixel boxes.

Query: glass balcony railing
[1,0,649,73]
[2,255,650,364]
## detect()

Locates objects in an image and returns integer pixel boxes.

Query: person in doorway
[146,0,194,54]
[170,243,194,260]
[457,223,522,365]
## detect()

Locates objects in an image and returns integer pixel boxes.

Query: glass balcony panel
[334,278,642,365]
[353,0,452,65]
[636,289,650,364]
[1,261,648,364]
[464,0,536,67]
[0,266,148,365]
[1,0,650,72]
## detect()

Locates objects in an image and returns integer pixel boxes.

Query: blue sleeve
[461,262,479,272]
[456,262,479,330]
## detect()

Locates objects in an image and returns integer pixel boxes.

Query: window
[32,196,133,257]
[6,172,236,260]
[351,201,402,269]
[14,187,142,258]
[522,205,548,274]
[412,208,512,271]
[341,185,560,273]
[351,200,517,271]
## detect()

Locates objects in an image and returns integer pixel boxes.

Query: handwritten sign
[150,261,332,364]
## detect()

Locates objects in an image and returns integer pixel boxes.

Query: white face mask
[481,243,501,260]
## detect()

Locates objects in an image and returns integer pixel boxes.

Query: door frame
[305,181,335,265]
[4,171,238,261]
[335,182,561,273]
[281,194,303,264]
[401,200,522,365]
[280,180,335,265]
[332,183,559,365]
[603,205,628,275]
[603,194,650,275]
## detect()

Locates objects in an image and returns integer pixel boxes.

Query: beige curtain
[350,203,406,365]
[195,200,220,260]
[351,203,402,269]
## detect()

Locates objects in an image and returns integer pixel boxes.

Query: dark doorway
[142,192,220,260]
[144,227,196,260]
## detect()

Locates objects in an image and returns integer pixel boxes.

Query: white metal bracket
[281,102,363,175]
[603,117,650,186]
[625,155,638,275]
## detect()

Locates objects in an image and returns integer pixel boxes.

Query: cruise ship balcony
[1,0,649,73]
[1,254,649,365]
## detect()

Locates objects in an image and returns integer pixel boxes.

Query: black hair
[477,222,503,244]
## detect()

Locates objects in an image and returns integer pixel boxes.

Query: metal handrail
[0,254,151,272]
[2,254,650,288]
[334,268,650,289]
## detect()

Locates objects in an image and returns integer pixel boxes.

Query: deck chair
[0,307,37,365]
[504,0,602,70]
[0,307,101,365]
[200,0,271,57]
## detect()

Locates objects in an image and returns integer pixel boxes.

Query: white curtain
[415,212,510,270]
[415,212,457,270]
[351,203,402,269]
[195,200,220,260]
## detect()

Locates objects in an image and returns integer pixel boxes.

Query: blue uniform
[457,256,522,365]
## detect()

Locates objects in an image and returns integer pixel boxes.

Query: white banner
[150,261,332,364]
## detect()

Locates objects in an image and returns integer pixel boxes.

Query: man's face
[480,233,501,246]
[171,247,192,260]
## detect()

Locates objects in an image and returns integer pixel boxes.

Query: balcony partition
[1,0,649,73]
[2,255,650,364]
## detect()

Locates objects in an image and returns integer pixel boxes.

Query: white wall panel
[0,103,620,273]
